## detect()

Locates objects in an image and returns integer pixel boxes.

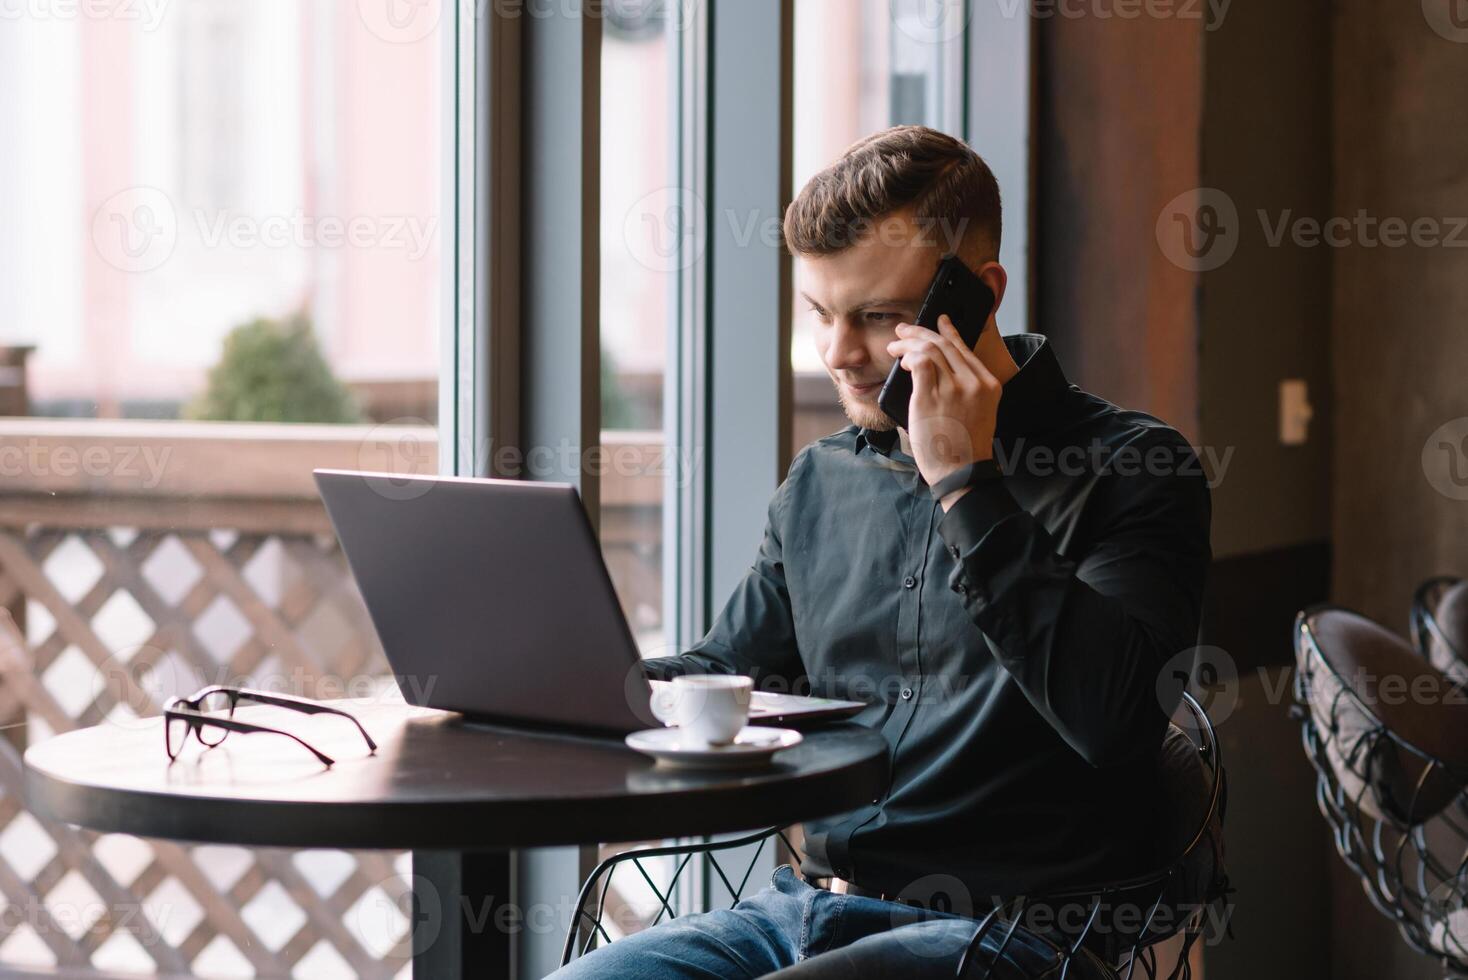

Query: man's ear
[974,260,1008,329]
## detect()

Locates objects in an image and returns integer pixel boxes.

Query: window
[789,0,1029,453]
[600,0,679,656]
[0,1,450,973]
[0,1,1029,973]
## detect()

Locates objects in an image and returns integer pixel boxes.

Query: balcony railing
[0,418,667,978]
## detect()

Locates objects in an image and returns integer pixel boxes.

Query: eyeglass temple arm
[202,688,379,752]
[204,717,337,767]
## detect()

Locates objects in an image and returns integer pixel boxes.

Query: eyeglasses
[163,686,377,767]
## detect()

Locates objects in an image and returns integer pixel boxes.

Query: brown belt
[817,876,912,905]
[815,876,981,917]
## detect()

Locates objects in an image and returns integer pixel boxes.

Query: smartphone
[877,254,996,430]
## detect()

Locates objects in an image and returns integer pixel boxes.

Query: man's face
[798,213,948,431]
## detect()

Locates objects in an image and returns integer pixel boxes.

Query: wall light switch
[1280,379,1313,445]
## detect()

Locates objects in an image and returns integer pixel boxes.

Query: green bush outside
[186,313,361,424]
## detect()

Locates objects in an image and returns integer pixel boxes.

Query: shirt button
[952,582,967,596]
[949,545,960,560]
[903,575,917,589]
[900,687,914,700]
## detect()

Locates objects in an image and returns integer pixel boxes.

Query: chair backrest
[1148,715,1227,935]
[560,825,801,966]
[1412,576,1468,687]
[956,692,1229,980]
[1293,605,1468,970]
[1296,605,1468,823]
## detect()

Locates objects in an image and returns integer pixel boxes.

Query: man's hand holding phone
[886,315,1001,511]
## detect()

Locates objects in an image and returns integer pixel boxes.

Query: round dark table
[23,698,888,979]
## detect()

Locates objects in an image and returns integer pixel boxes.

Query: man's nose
[824,318,869,371]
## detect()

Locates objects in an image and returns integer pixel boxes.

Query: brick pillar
[0,346,33,418]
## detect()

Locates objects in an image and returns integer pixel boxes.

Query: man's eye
[865,312,898,322]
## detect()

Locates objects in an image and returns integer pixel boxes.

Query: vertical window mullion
[443,0,471,476]
[966,0,1031,333]
[519,4,601,514]
[705,0,795,610]
[693,0,796,909]
[480,0,523,477]
[509,6,602,978]
[670,0,711,652]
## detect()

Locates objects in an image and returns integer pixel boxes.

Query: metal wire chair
[1292,605,1468,976]
[561,693,1228,979]
[952,691,1228,980]
[1411,576,1468,686]
[560,825,805,966]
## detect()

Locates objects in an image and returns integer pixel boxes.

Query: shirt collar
[855,333,1070,456]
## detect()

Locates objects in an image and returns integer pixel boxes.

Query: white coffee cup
[649,675,753,747]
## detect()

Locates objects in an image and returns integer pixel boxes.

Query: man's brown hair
[782,125,1001,261]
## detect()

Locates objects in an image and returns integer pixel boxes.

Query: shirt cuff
[640,656,687,681]
[937,478,1023,557]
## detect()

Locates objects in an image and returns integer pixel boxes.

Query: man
[552,125,1211,978]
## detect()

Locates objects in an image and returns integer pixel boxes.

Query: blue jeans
[545,865,1113,979]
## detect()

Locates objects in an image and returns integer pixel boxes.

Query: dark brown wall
[1196,9,1337,976]
[1036,4,1337,978]
[1035,11,1203,444]
[1037,2,1468,973]
[1331,4,1468,628]
[1206,669,1333,980]
[1199,0,1334,564]
[1330,3,1468,978]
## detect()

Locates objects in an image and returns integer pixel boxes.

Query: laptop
[314,469,865,735]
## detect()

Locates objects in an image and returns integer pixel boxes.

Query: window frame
[442,1,1033,973]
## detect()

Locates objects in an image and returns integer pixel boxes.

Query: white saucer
[625,726,803,770]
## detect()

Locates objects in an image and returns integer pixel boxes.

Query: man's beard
[833,377,897,432]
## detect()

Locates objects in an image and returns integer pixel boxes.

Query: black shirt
[644,334,1212,898]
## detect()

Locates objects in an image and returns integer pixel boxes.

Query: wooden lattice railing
[0,419,665,978]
